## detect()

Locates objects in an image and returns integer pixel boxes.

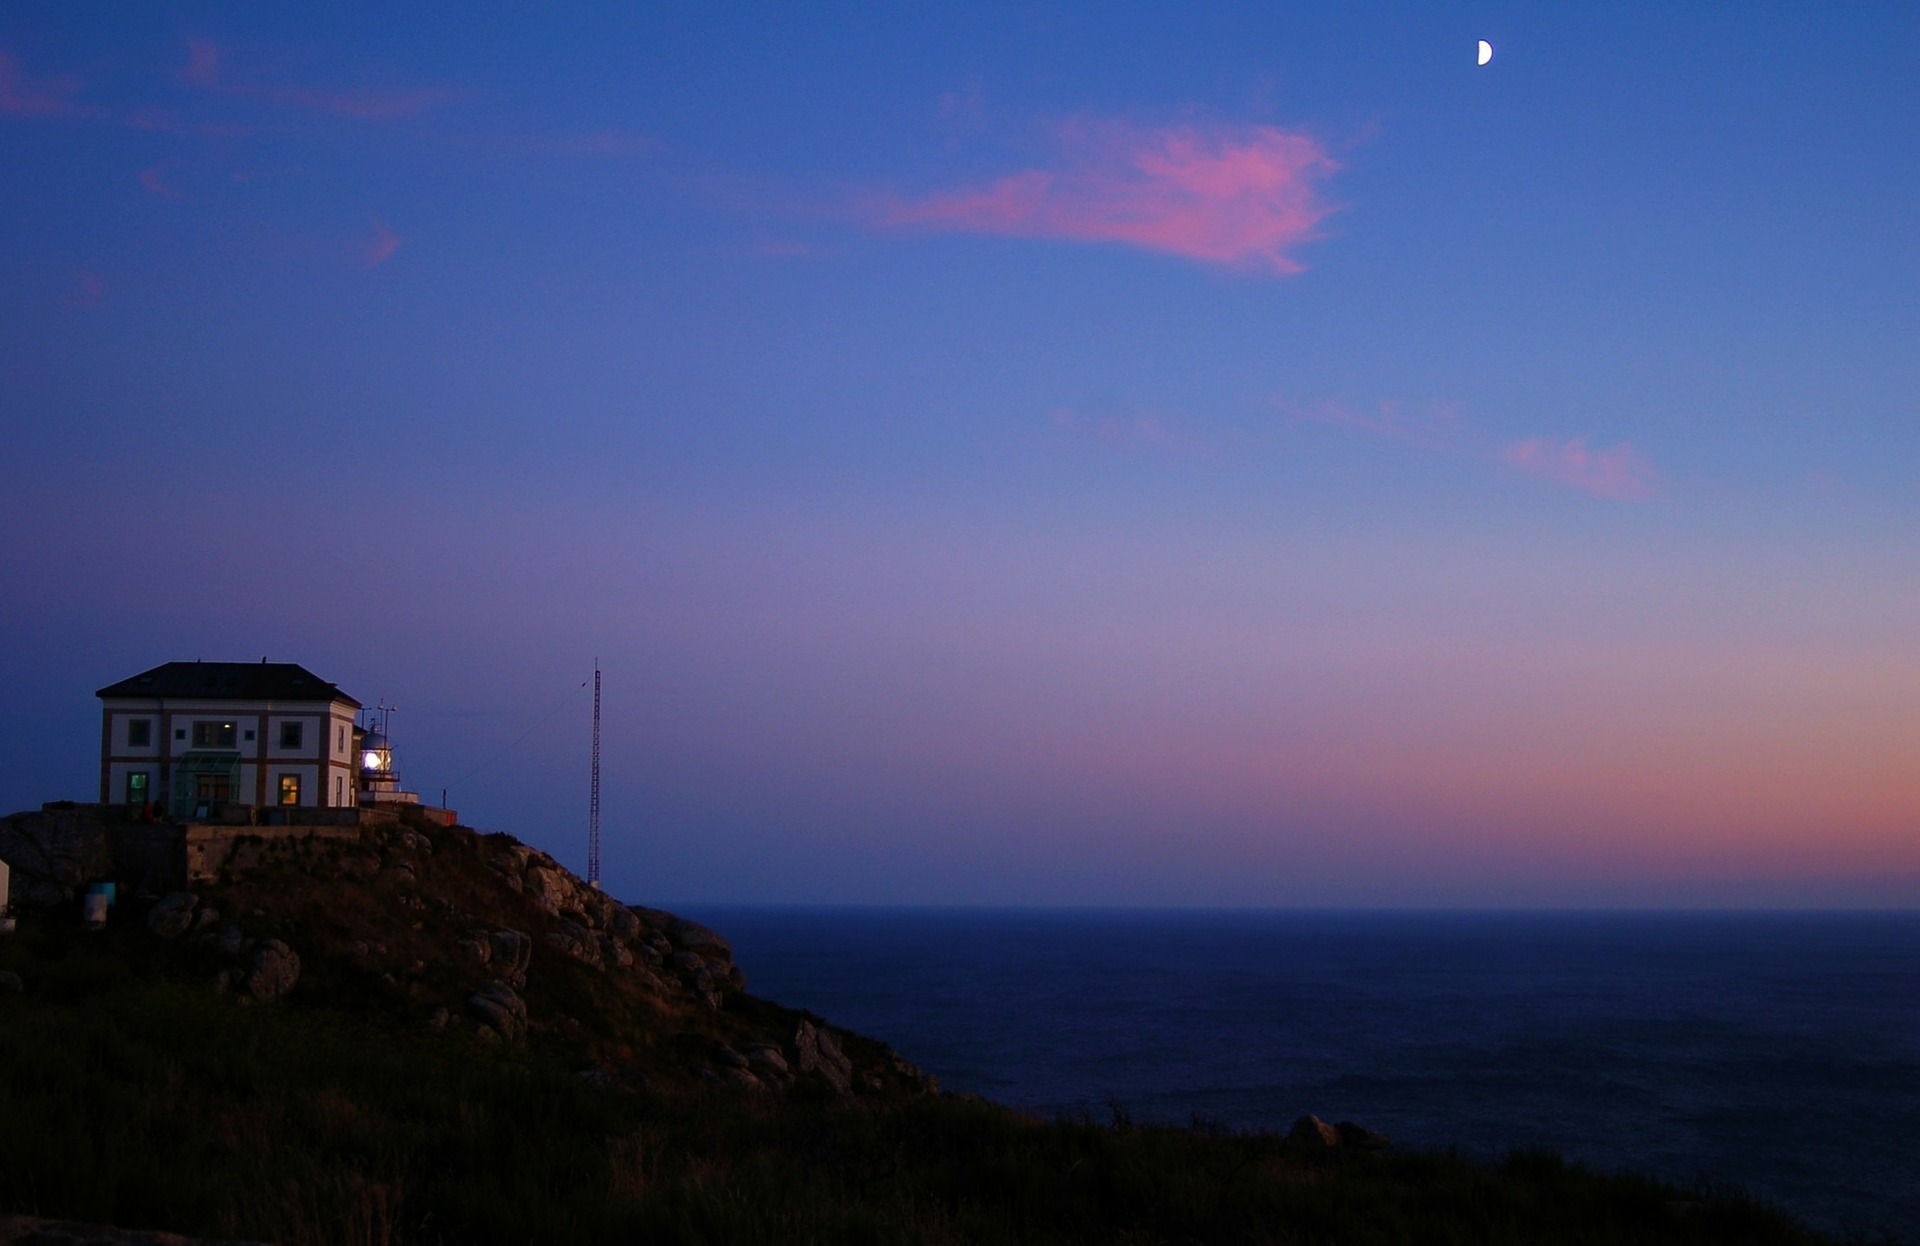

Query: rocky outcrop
[1288,1115,1391,1151]
[2,806,937,1102]
[466,979,528,1040]
[792,1019,854,1095]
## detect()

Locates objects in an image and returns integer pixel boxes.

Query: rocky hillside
[0,804,934,1101]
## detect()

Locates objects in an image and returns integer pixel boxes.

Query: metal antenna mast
[588,661,601,888]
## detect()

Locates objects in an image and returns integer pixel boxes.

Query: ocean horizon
[687,905,1920,1243]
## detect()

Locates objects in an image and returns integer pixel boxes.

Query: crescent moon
[1477,39,1494,66]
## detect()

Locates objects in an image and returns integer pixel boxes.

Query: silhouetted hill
[0,805,1837,1245]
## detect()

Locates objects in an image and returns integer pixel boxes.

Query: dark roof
[96,661,361,707]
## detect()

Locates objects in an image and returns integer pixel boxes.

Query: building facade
[96,661,362,818]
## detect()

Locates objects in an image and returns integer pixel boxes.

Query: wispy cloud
[362,218,401,268]
[1050,406,1217,459]
[1282,397,1660,501]
[1289,399,1469,451]
[0,49,93,118]
[873,117,1341,273]
[139,164,185,199]
[1501,437,1656,501]
[181,37,453,120]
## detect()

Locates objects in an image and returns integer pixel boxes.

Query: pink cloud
[1050,406,1215,458]
[1501,436,1657,501]
[362,218,401,268]
[0,50,90,118]
[1283,395,1660,501]
[139,165,184,199]
[1287,398,1468,450]
[875,118,1340,273]
[182,37,452,120]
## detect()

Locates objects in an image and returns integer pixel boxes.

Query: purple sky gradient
[3,3,1916,905]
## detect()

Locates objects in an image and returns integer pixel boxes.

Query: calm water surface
[688,908,1920,1242]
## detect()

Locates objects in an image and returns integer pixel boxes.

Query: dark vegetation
[0,920,1837,1246]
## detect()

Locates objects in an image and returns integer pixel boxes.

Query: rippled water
[691,907,1920,1241]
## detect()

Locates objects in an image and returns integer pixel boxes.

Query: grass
[0,916,1838,1246]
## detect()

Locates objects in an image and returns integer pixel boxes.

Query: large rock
[791,1019,853,1095]
[0,807,116,909]
[466,979,528,1040]
[543,921,602,968]
[487,928,531,984]
[1288,1115,1342,1148]
[145,892,199,939]
[607,906,642,944]
[242,939,300,1002]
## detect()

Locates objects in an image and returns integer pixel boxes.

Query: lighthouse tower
[355,704,419,807]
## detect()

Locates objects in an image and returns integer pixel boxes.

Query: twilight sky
[3,3,1916,906]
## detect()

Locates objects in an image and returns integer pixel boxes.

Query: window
[125,772,149,804]
[334,775,345,806]
[279,721,305,749]
[278,774,301,806]
[337,725,346,753]
[192,721,237,748]
[127,718,152,747]
[174,728,186,741]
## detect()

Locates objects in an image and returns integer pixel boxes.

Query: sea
[687,907,1920,1242]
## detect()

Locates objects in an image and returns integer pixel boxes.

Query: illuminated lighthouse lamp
[354,714,419,807]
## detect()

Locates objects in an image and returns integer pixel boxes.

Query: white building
[96,661,362,818]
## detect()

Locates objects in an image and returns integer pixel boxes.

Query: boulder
[488,928,531,984]
[1335,1121,1392,1151]
[523,865,571,915]
[607,906,642,944]
[711,1044,749,1069]
[720,1066,766,1093]
[466,979,528,1040]
[596,933,633,968]
[543,927,601,969]
[146,892,199,939]
[746,1044,791,1081]
[791,1019,853,1095]
[242,939,300,1002]
[666,916,731,959]
[455,933,491,966]
[1289,1115,1342,1148]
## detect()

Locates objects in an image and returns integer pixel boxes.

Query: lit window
[127,718,152,747]
[192,721,237,748]
[125,772,149,803]
[278,774,301,806]
[279,721,304,749]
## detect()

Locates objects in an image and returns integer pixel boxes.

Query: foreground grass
[0,921,1832,1245]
